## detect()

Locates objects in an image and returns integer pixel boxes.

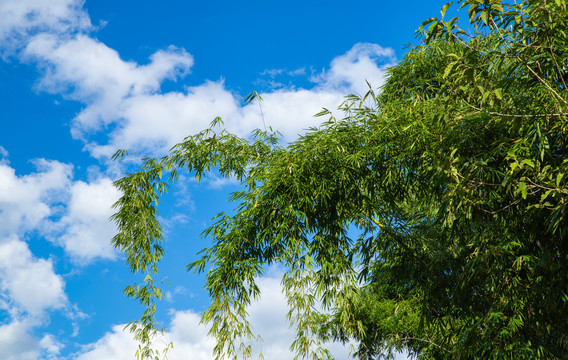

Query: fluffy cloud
[0,159,72,358]
[106,42,393,156]
[90,80,240,158]
[23,28,394,158]
[0,0,90,54]
[0,319,40,360]
[23,34,193,138]
[73,324,139,360]
[0,158,118,262]
[54,177,120,261]
[0,159,72,237]
[313,42,395,95]
[0,321,64,360]
[0,237,69,360]
[0,159,119,358]
[39,334,64,360]
[4,0,396,160]
[0,238,67,316]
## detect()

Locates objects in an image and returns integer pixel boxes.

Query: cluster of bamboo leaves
[111,0,568,359]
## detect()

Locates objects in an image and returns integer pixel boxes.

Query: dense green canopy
[112,0,568,359]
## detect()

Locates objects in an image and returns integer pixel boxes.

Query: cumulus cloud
[3,0,396,161]
[0,238,67,315]
[22,28,394,158]
[0,238,70,360]
[0,159,72,237]
[73,324,139,360]
[39,334,64,360]
[0,159,73,358]
[0,321,64,360]
[88,80,239,158]
[0,319,40,360]
[0,158,118,262]
[0,158,119,357]
[23,34,193,137]
[0,0,90,54]
[74,312,212,360]
[312,42,395,95]
[93,42,393,156]
[54,177,120,261]
[75,270,413,360]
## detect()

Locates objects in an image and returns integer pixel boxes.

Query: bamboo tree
[112,1,568,358]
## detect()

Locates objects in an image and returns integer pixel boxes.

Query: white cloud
[89,80,239,158]
[55,177,120,261]
[313,42,395,95]
[89,42,394,156]
[20,23,394,159]
[240,88,345,140]
[23,34,193,139]
[0,319,40,360]
[75,268,413,360]
[0,0,90,54]
[0,158,119,357]
[166,311,216,360]
[39,334,64,360]
[74,272,353,360]
[0,159,72,237]
[2,0,396,161]
[0,319,65,360]
[0,159,72,359]
[74,324,139,360]
[0,155,120,262]
[0,237,67,316]
[0,238,70,359]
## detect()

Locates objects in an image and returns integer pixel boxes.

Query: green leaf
[243,90,263,105]
[420,17,438,30]
[494,88,503,100]
[541,189,553,202]
[441,2,453,18]
[518,182,527,199]
[521,159,535,168]
[481,10,490,25]
[557,173,564,187]
[443,61,458,78]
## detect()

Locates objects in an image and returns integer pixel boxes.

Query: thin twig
[461,100,567,118]
[396,336,451,352]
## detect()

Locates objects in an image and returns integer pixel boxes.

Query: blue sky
[0,1,452,359]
